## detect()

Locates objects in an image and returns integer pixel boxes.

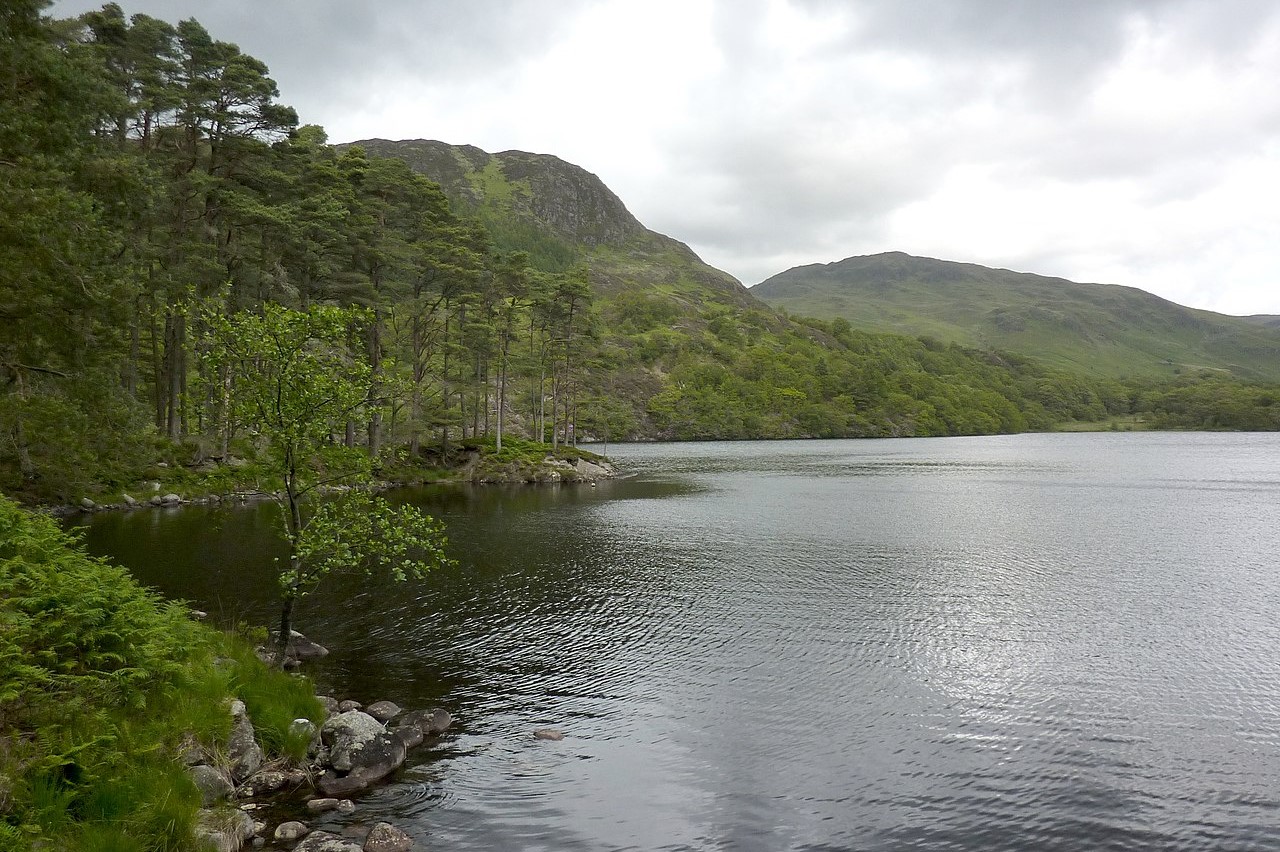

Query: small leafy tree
[202,302,452,663]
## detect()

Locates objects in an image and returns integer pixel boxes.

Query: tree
[202,302,452,663]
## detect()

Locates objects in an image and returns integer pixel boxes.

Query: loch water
[72,432,1280,851]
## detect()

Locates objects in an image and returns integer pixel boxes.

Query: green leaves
[201,302,372,476]
[202,303,453,643]
[289,491,453,595]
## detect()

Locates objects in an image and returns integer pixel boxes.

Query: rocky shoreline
[193,686,452,852]
[62,454,619,517]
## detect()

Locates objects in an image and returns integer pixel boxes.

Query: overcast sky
[49,0,1280,315]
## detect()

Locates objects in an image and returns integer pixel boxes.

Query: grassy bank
[0,496,321,851]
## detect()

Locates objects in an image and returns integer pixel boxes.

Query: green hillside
[6,6,1280,506]
[345,138,753,309]
[752,252,1280,382]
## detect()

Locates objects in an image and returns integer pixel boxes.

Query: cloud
[47,0,1280,313]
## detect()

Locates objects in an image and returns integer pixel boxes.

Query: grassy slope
[0,497,322,850]
[752,252,1280,382]
[346,138,754,311]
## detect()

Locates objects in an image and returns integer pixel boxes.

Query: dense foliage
[3,2,1278,504]
[0,496,322,850]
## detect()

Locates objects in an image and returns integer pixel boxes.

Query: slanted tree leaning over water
[203,303,452,664]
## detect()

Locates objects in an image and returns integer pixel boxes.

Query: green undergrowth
[460,435,607,482]
[0,496,322,851]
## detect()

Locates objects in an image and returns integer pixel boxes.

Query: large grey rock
[573,458,613,479]
[228,699,264,782]
[316,695,341,717]
[274,821,310,842]
[240,767,306,797]
[290,717,321,756]
[286,630,330,660]
[293,831,363,852]
[317,731,406,796]
[365,700,401,723]
[321,711,384,758]
[397,708,452,735]
[364,822,414,852]
[317,771,371,798]
[190,765,233,806]
[318,710,406,796]
[392,725,423,750]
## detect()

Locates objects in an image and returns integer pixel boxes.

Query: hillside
[345,138,755,310]
[9,3,1280,506]
[752,252,1280,382]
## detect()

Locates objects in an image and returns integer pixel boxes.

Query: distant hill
[752,252,1280,381]
[344,138,754,309]
[1244,315,1280,330]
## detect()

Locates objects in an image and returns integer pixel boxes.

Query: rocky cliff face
[346,138,646,247]
[343,138,751,302]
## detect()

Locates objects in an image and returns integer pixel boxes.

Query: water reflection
[70,433,1280,851]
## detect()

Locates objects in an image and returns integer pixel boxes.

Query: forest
[4,1,1280,505]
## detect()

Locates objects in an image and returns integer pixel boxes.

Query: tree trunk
[276,591,295,668]
[12,373,35,482]
[164,311,182,440]
[367,311,382,459]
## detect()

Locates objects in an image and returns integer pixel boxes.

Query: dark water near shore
[72,432,1280,850]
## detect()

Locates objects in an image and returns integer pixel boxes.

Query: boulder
[274,821,310,842]
[239,768,299,797]
[194,808,255,852]
[392,725,423,750]
[161,493,181,504]
[293,831,363,852]
[364,822,414,852]
[306,797,341,814]
[317,771,371,798]
[121,493,138,507]
[533,729,565,741]
[321,710,384,752]
[365,700,401,723]
[318,710,407,795]
[290,717,321,755]
[337,699,363,713]
[176,732,205,766]
[286,630,330,660]
[189,765,233,806]
[398,708,452,735]
[227,699,263,782]
[573,458,612,479]
[317,731,406,797]
[316,695,341,717]
[79,497,95,510]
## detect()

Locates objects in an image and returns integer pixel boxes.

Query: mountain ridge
[752,251,1280,381]
[342,137,753,305]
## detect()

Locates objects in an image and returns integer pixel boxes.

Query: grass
[753,253,1280,382]
[0,497,325,850]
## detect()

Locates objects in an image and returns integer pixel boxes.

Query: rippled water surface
[75,433,1280,850]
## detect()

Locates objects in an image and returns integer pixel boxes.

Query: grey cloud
[49,0,593,139]
[45,0,1280,311]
